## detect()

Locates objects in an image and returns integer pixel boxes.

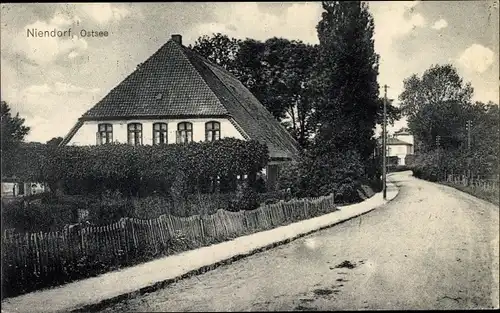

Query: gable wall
[67,117,244,146]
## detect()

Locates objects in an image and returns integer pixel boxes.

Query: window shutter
[96,132,100,145]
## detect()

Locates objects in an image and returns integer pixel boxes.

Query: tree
[1,101,31,177]
[375,98,402,126]
[190,33,241,74]
[1,101,30,154]
[191,34,318,149]
[312,1,380,176]
[399,64,474,151]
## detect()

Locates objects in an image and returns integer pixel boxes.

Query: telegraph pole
[466,120,472,179]
[382,85,388,200]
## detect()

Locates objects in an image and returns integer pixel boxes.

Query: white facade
[1,182,45,197]
[387,144,413,165]
[68,117,245,146]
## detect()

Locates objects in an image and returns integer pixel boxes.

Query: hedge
[12,138,269,197]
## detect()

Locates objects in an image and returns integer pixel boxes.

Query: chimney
[171,34,182,45]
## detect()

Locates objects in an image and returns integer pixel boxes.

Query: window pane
[154,124,160,130]
[99,124,105,131]
[179,123,185,130]
[215,130,220,140]
[137,124,142,131]
[186,123,192,130]
[206,123,213,130]
[161,123,167,130]
[214,122,220,130]
[106,125,112,131]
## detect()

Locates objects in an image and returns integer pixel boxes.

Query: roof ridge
[176,44,229,115]
[182,46,299,157]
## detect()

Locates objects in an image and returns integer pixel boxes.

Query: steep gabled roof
[65,38,299,160]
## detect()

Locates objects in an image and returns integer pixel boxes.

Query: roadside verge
[1,177,399,313]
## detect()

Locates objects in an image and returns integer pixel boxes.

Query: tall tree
[191,34,318,149]
[1,101,31,177]
[1,101,30,154]
[313,1,380,174]
[399,64,474,151]
[190,33,241,74]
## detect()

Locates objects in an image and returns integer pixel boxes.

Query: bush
[296,150,365,202]
[14,138,269,197]
[1,200,77,233]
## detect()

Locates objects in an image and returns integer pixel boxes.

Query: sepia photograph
[1,1,499,311]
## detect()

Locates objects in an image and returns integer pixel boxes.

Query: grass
[441,181,499,206]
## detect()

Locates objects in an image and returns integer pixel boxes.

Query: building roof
[61,36,299,160]
[386,137,412,145]
[394,127,411,136]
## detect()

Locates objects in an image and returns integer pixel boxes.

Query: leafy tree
[312,1,380,176]
[1,101,31,177]
[375,98,402,127]
[190,34,318,149]
[190,33,241,74]
[1,101,30,154]
[399,64,474,151]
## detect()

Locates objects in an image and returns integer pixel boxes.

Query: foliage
[1,101,31,176]
[400,64,499,181]
[312,1,380,178]
[297,150,365,202]
[46,136,64,146]
[1,198,77,233]
[14,138,269,197]
[375,98,402,127]
[399,64,474,152]
[190,34,318,149]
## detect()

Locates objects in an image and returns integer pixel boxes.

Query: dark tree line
[400,64,499,179]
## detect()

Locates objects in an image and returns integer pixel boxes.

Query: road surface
[96,172,499,311]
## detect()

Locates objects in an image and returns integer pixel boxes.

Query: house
[1,177,45,198]
[376,128,414,166]
[386,137,413,166]
[60,34,299,190]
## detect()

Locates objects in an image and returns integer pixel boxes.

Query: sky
[1,1,499,143]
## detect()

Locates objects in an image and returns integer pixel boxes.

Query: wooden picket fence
[446,174,499,192]
[2,193,335,298]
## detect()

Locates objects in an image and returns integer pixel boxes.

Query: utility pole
[436,135,441,180]
[466,120,472,179]
[466,120,472,151]
[382,85,388,200]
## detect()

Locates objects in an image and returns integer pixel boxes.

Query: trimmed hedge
[14,138,269,197]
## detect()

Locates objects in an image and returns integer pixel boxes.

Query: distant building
[376,128,414,166]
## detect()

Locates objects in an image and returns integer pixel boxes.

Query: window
[177,122,193,143]
[153,123,168,145]
[205,121,221,142]
[97,123,113,145]
[127,123,143,146]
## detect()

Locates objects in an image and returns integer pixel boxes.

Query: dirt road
[96,172,499,311]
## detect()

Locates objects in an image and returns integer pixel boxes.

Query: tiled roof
[376,137,412,146]
[386,137,412,145]
[69,38,299,159]
[82,40,228,118]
